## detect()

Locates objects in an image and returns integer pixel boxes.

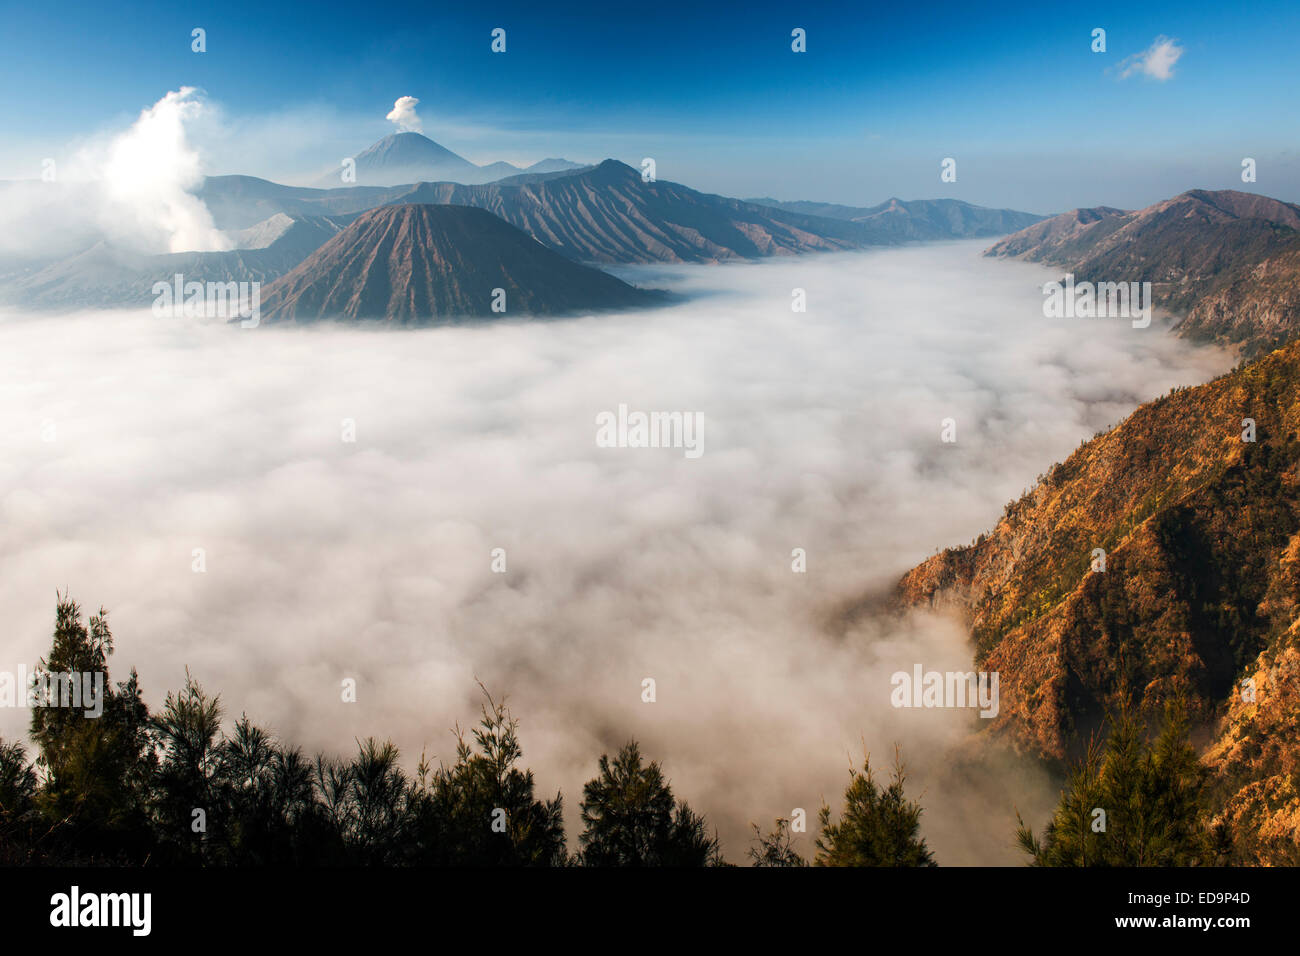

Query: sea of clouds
[0,243,1236,863]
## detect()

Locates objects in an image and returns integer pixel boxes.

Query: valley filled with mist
[0,242,1235,862]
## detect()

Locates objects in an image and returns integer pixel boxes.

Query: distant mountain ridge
[748,196,1045,240]
[325,131,586,187]
[202,160,872,263]
[205,160,1043,266]
[3,161,1066,309]
[259,204,663,323]
[987,189,1300,354]
[0,214,353,310]
[386,159,873,263]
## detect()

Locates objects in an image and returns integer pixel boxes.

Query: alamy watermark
[890,665,999,718]
[596,404,704,459]
[50,886,151,936]
[1042,273,1152,328]
[0,665,105,718]
[152,274,261,328]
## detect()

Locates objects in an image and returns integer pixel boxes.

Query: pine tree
[0,739,39,863]
[151,672,223,862]
[340,737,412,864]
[28,596,156,861]
[209,717,319,864]
[815,751,936,866]
[412,686,566,865]
[1017,700,1215,866]
[578,741,723,866]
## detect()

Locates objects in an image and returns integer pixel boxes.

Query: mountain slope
[258,204,663,323]
[386,159,869,263]
[204,161,867,262]
[896,343,1300,756]
[1176,245,1300,354]
[986,190,1300,352]
[894,339,1300,860]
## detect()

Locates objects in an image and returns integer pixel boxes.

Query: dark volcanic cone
[259,203,662,323]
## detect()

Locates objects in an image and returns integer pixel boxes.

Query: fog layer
[0,243,1234,862]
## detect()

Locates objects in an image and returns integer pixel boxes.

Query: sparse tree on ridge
[748,817,807,867]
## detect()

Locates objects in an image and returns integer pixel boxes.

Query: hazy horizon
[3,1,1298,214]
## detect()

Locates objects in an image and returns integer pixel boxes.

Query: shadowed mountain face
[1177,245,1300,355]
[987,190,1300,353]
[894,339,1300,860]
[747,196,1044,239]
[259,203,662,323]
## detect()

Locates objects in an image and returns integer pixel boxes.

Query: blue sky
[2,0,1298,212]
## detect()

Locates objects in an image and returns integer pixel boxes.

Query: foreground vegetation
[0,597,1264,865]
[1,597,938,866]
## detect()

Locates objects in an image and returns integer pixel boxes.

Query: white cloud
[385,95,423,133]
[0,244,1233,862]
[1119,35,1184,82]
[96,87,231,254]
[0,88,231,258]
